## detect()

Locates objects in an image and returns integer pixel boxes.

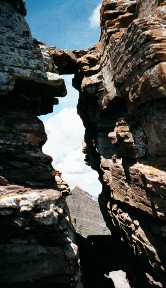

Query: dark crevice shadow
[121,157,137,185]
[76,233,134,288]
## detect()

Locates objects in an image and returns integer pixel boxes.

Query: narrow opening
[26,1,102,198]
[39,74,101,199]
[25,2,134,288]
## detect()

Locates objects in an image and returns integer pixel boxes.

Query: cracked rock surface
[59,1,166,287]
[0,2,80,287]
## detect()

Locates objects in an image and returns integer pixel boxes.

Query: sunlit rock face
[1,0,166,287]
[69,0,166,287]
[0,2,80,287]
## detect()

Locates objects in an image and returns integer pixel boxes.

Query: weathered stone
[71,1,166,287]
[0,1,66,115]
[50,48,78,74]
[0,185,79,286]
[66,186,110,238]
[0,1,68,189]
[0,3,81,287]
[1,0,166,287]
[2,0,27,16]
[55,170,71,196]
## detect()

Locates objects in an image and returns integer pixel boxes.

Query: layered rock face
[1,0,166,287]
[0,0,67,189]
[0,1,80,287]
[0,185,78,287]
[64,0,166,287]
[66,186,110,237]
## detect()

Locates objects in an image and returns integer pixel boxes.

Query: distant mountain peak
[66,186,110,238]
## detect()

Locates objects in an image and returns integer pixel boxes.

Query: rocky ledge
[0,0,67,188]
[52,0,166,287]
[0,185,78,287]
[0,1,80,287]
[1,0,166,287]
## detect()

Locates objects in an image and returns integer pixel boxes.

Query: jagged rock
[0,1,67,189]
[2,0,27,16]
[0,105,57,188]
[67,1,166,287]
[1,0,166,287]
[50,48,78,75]
[55,170,71,196]
[0,1,66,115]
[0,185,79,287]
[0,3,80,287]
[66,186,110,238]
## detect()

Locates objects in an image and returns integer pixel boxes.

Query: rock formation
[1,0,166,287]
[65,1,166,287]
[0,1,80,287]
[53,0,166,287]
[66,186,110,237]
[0,185,78,287]
[0,0,67,189]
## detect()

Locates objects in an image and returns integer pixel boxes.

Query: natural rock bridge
[0,1,166,287]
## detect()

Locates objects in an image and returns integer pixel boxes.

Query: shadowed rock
[70,1,166,287]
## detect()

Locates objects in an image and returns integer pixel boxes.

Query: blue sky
[26,0,101,49]
[25,0,102,197]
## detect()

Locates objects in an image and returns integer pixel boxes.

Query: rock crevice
[0,0,166,287]
[53,1,166,287]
